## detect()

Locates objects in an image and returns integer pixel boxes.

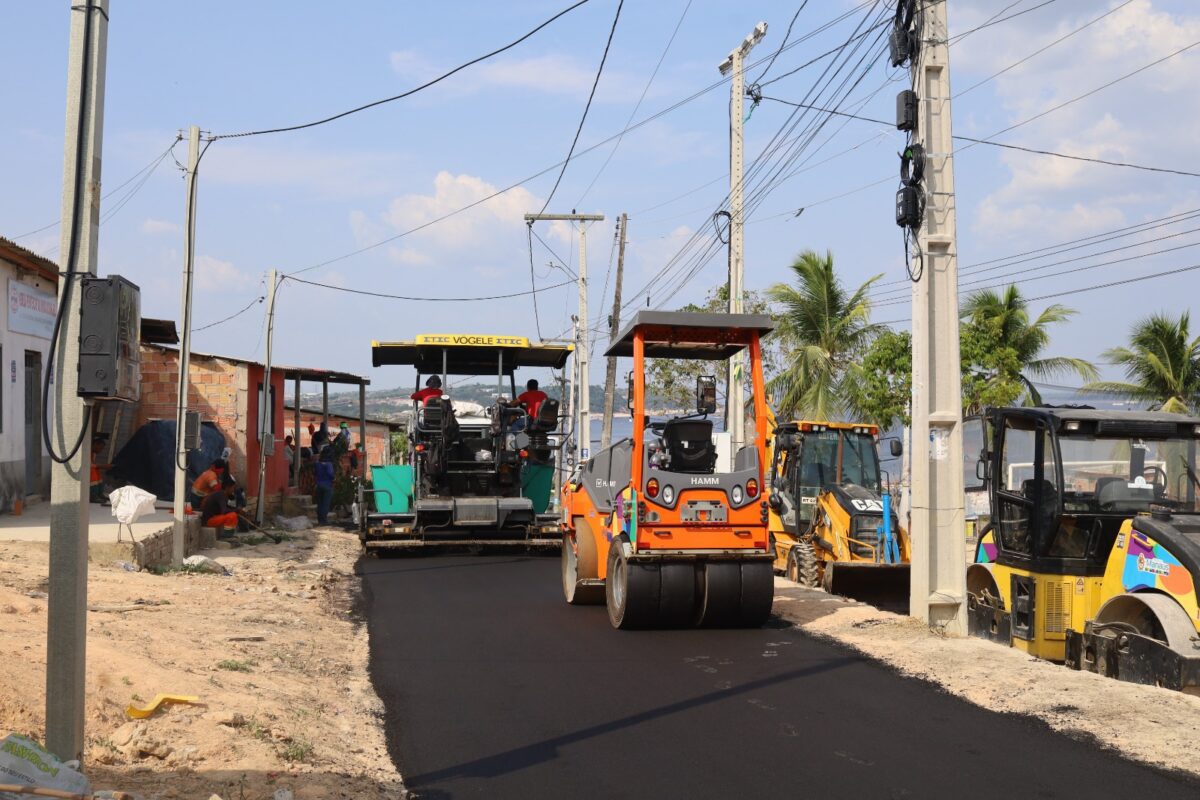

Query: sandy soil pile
[771,577,1200,777]
[0,529,405,799]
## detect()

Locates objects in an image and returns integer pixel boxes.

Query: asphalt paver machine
[968,406,1200,692]
[767,421,910,607]
[560,311,776,629]
[360,334,572,550]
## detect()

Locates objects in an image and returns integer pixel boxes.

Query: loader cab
[771,422,883,527]
[984,407,1200,576]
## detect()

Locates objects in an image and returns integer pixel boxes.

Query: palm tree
[766,250,882,420]
[1086,312,1200,413]
[959,284,1097,405]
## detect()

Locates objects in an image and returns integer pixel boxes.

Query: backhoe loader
[967,406,1200,692]
[767,421,910,607]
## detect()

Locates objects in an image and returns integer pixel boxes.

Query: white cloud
[195,255,255,292]
[140,218,180,235]
[960,0,1200,242]
[382,171,542,250]
[389,50,634,99]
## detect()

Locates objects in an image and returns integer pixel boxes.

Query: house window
[256,382,277,441]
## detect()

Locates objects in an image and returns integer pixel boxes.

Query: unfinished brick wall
[136,346,249,484]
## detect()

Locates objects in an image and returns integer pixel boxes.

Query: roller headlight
[661,485,675,505]
[731,485,744,504]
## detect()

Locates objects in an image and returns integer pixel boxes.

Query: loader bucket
[823,563,910,611]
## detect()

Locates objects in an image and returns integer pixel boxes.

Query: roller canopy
[372,334,573,373]
[605,310,774,360]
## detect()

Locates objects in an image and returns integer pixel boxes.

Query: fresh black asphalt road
[361,554,1197,799]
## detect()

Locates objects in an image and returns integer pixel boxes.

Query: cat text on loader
[767,421,910,606]
[968,406,1200,692]
[560,311,776,629]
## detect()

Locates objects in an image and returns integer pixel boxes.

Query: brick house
[133,344,370,509]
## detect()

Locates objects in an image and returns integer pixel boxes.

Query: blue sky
[3,0,1198,393]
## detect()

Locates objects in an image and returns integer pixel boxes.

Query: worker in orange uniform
[411,375,443,405]
[192,458,226,502]
[201,473,240,537]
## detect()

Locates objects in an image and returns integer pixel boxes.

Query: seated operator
[505,379,548,432]
[411,375,444,405]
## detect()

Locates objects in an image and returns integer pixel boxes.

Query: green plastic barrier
[369,465,413,513]
[521,463,555,514]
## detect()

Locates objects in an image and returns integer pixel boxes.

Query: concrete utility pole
[908,0,967,633]
[524,212,604,466]
[255,270,279,525]
[47,0,108,763]
[172,125,201,567]
[600,213,627,449]
[719,22,767,454]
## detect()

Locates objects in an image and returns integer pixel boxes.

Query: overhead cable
[212,1,592,140]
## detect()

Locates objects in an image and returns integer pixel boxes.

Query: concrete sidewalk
[0,500,177,543]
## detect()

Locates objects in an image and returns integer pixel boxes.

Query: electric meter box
[78,275,142,402]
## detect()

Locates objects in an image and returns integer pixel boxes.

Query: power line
[531,227,578,278]
[871,232,1200,307]
[758,96,1200,179]
[751,1,810,85]
[527,224,544,339]
[11,137,180,241]
[875,262,1200,327]
[283,273,574,302]
[536,0,624,214]
[872,207,1200,291]
[212,1,591,140]
[953,0,1134,99]
[948,0,1059,44]
[194,293,265,332]
[576,0,692,206]
[281,1,886,279]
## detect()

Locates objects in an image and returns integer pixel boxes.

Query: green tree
[845,330,912,430]
[766,249,882,420]
[959,284,1097,411]
[1085,312,1200,413]
[644,284,776,411]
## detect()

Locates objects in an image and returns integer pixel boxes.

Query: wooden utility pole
[47,0,108,762]
[600,213,627,449]
[908,0,967,633]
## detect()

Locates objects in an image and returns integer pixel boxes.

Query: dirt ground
[0,528,405,800]
[770,577,1200,778]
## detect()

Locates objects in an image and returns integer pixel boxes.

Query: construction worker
[192,457,226,502]
[201,473,240,537]
[411,375,443,405]
[515,378,548,418]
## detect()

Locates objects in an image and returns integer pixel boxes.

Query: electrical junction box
[78,275,141,401]
[896,186,922,229]
[896,90,918,132]
[184,410,202,450]
[889,28,915,68]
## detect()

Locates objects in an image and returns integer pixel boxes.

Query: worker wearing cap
[192,458,226,501]
[411,375,443,405]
